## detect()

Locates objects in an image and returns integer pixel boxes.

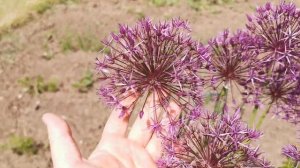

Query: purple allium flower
[246,1,300,73]
[198,29,261,106]
[254,67,300,122]
[245,2,300,124]
[96,18,204,124]
[282,145,300,162]
[159,109,271,168]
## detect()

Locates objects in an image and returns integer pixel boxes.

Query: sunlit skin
[43,93,180,168]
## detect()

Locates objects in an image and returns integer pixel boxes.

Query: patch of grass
[18,76,59,95]
[136,11,146,20]
[0,0,80,37]
[34,1,54,14]
[32,0,80,15]
[151,0,178,7]
[3,135,42,155]
[188,0,210,11]
[77,33,101,52]
[127,8,146,20]
[188,0,234,11]
[248,4,256,11]
[211,9,222,15]
[60,34,74,52]
[72,70,94,93]
[60,32,101,52]
[10,14,34,29]
[0,34,23,63]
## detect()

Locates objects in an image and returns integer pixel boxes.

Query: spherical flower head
[282,145,300,162]
[245,2,300,123]
[199,29,259,102]
[246,1,300,73]
[96,18,204,126]
[249,66,300,124]
[159,108,271,168]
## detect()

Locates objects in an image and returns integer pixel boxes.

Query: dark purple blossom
[159,109,271,168]
[198,29,261,106]
[245,2,300,124]
[96,18,204,126]
[246,1,300,73]
[282,145,300,162]
[254,67,300,123]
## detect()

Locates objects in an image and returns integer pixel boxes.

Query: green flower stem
[249,104,259,127]
[256,104,272,129]
[214,87,228,114]
[238,102,246,116]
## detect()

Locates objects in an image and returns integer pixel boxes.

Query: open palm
[43,94,180,168]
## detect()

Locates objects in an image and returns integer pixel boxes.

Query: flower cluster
[198,29,259,104]
[245,1,300,123]
[159,109,271,168]
[243,66,300,125]
[282,145,300,162]
[96,2,300,168]
[246,1,300,73]
[96,18,204,127]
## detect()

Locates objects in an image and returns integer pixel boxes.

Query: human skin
[43,93,180,168]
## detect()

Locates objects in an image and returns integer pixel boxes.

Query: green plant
[60,34,75,52]
[18,76,59,95]
[60,32,101,52]
[0,0,80,37]
[151,0,178,7]
[280,159,298,168]
[188,0,205,11]
[10,14,34,29]
[34,1,52,14]
[33,0,80,14]
[127,8,145,20]
[188,0,234,11]
[136,11,146,20]
[0,33,23,63]
[77,33,101,52]
[72,70,94,92]
[7,135,41,155]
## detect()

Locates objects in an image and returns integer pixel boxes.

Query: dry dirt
[0,0,299,167]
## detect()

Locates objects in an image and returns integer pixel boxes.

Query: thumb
[42,113,82,168]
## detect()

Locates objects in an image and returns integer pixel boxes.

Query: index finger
[42,113,82,168]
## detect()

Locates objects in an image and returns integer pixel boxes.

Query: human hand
[42,94,180,168]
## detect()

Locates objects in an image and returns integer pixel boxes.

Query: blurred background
[0,0,299,167]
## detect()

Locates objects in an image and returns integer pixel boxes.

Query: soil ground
[0,0,299,167]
